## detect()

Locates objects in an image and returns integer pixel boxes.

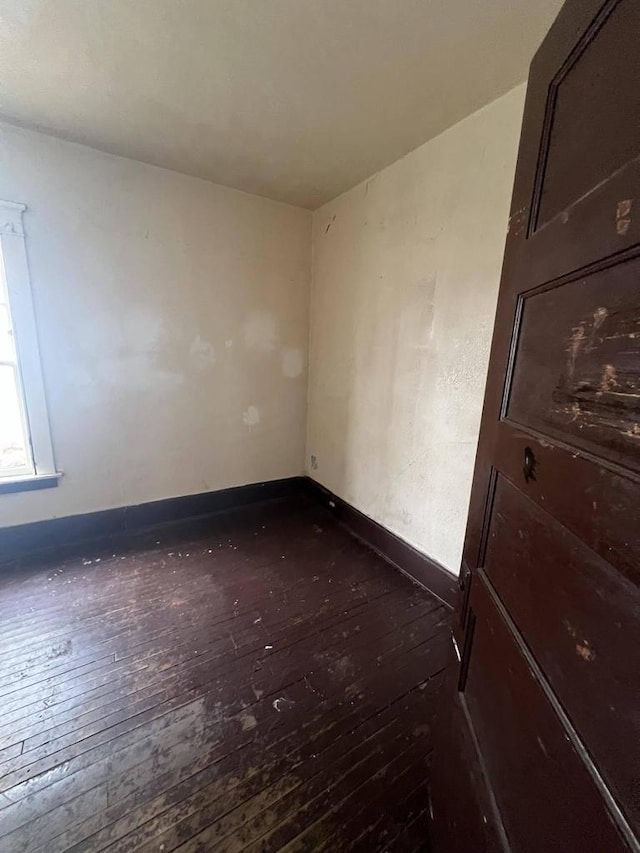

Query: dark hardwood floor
[0,496,450,852]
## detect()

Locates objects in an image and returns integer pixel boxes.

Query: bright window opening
[0,199,58,490]
[0,249,33,477]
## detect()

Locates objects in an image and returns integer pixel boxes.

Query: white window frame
[0,199,59,490]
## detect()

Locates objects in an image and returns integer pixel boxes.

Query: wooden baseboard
[1,473,460,609]
[304,478,459,609]
[0,476,307,563]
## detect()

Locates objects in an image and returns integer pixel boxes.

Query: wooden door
[430,1,640,850]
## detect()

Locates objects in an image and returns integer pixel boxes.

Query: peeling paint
[566,323,586,379]
[598,364,618,394]
[593,306,608,329]
[616,199,632,235]
[576,642,595,662]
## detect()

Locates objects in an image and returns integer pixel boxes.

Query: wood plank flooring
[0,497,451,852]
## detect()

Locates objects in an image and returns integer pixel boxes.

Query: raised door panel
[428,642,507,853]
[463,577,628,853]
[533,0,640,231]
[506,257,640,468]
[484,474,640,831]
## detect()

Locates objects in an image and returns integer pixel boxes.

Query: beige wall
[0,84,524,554]
[0,122,311,528]
[307,85,526,574]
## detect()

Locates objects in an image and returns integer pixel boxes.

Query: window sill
[0,472,62,495]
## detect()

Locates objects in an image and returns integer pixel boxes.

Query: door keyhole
[523,446,536,483]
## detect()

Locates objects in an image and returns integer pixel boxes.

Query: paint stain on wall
[243,311,278,352]
[281,347,304,378]
[242,405,261,427]
[189,335,216,369]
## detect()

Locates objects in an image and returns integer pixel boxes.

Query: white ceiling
[0,0,563,209]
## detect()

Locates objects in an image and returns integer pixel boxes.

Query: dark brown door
[430,1,640,851]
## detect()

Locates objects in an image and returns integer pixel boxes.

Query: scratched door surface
[432,1,640,851]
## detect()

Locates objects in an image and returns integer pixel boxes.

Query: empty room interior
[0,1,638,851]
